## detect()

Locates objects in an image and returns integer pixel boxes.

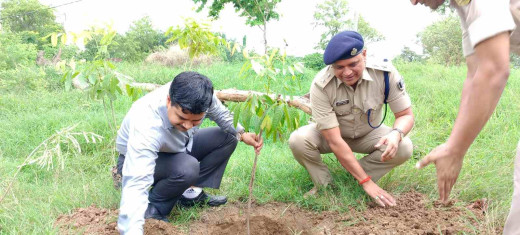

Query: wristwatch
[392,128,405,141]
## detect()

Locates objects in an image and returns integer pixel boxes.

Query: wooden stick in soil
[247,129,263,235]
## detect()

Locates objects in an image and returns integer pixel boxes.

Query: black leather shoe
[179,190,227,207]
[144,204,169,222]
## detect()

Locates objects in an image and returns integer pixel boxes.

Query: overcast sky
[42,0,443,58]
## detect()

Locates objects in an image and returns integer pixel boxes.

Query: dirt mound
[55,205,178,235]
[55,192,490,234]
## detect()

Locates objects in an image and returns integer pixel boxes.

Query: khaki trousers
[504,140,520,235]
[289,123,413,186]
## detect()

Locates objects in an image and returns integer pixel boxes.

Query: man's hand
[375,130,401,162]
[416,143,464,202]
[241,132,263,155]
[361,180,396,207]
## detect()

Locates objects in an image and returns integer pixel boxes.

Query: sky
[41,0,443,58]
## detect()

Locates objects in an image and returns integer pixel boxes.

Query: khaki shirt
[310,58,411,139]
[452,0,520,56]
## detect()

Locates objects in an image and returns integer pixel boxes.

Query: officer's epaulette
[314,66,335,88]
[365,57,393,72]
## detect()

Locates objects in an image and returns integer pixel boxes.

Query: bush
[419,15,464,65]
[0,32,37,70]
[303,52,324,71]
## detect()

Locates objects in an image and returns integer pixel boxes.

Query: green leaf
[262,94,274,105]
[233,103,242,129]
[61,34,67,45]
[51,33,58,47]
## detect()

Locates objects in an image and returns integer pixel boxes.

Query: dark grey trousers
[117,127,238,216]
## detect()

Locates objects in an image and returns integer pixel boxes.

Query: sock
[182,187,202,199]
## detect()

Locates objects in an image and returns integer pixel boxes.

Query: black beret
[323,31,364,65]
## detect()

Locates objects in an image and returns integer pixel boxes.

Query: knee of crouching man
[396,137,413,163]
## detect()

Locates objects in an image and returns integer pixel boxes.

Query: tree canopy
[0,0,63,37]
[419,15,464,65]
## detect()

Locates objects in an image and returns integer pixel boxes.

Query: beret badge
[351,48,358,56]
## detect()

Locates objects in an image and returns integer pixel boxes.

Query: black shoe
[144,204,169,222]
[179,190,227,207]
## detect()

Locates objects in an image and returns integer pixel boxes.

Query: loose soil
[55,191,493,234]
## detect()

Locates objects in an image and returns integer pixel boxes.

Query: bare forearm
[329,141,368,181]
[447,33,510,156]
[448,71,508,155]
[393,114,414,136]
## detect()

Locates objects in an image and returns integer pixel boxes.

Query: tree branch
[72,76,312,115]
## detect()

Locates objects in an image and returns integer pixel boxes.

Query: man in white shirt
[115,71,263,234]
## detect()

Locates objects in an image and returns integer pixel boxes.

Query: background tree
[312,0,384,50]
[312,0,352,50]
[0,0,63,47]
[395,46,425,63]
[418,15,464,65]
[192,0,281,54]
[357,15,384,43]
[110,16,167,61]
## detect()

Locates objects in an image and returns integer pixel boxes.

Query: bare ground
[55,191,495,235]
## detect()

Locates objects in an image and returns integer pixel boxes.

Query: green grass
[0,61,518,233]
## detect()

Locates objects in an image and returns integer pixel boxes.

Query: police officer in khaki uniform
[410,1,520,233]
[289,31,414,207]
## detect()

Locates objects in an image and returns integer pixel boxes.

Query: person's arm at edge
[417,32,511,201]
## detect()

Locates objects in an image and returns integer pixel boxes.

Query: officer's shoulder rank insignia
[454,0,471,6]
[351,48,358,56]
[397,79,405,91]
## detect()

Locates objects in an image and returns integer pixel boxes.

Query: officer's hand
[375,131,401,162]
[241,132,263,155]
[416,143,464,202]
[361,180,396,207]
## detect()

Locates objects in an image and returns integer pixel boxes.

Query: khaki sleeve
[310,83,339,130]
[387,68,411,113]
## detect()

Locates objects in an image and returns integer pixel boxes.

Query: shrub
[0,32,37,70]
[303,52,324,71]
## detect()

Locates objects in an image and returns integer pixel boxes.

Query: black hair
[169,71,214,114]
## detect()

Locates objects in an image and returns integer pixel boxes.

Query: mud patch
[55,192,489,234]
[55,205,177,235]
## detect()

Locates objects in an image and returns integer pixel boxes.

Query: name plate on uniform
[335,99,350,106]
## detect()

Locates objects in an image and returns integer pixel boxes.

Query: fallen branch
[72,77,312,115]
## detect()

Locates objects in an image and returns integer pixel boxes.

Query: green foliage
[313,0,352,50]
[110,16,167,61]
[0,31,37,70]
[394,46,425,63]
[165,18,225,59]
[303,52,325,71]
[419,15,464,65]
[234,48,305,141]
[357,15,384,43]
[55,26,143,133]
[193,0,280,27]
[0,0,64,48]
[217,33,246,62]
[192,0,281,54]
[312,0,384,50]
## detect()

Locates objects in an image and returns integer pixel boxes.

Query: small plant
[0,124,102,204]
[50,25,143,134]
[232,47,305,234]
[165,18,226,69]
